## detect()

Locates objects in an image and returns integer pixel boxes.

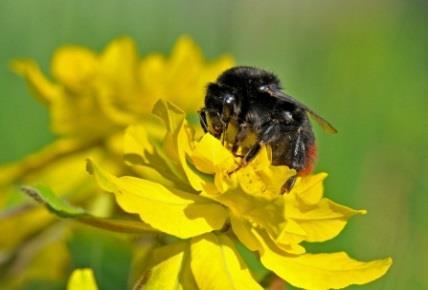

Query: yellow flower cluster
[1,35,392,289]
[12,36,233,139]
[1,36,233,197]
[0,36,232,288]
[88,100,392,290]
[0,35,232,225]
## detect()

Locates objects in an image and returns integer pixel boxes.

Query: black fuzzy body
[200,66,318,188]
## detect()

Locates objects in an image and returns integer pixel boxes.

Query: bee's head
[202,82,238,138]
[201,66,281,140]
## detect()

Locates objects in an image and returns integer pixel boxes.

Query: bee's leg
[221,120,229,145]
[281,175,297,194]
[228,142,261,175]
[242,143,261,165]
[229,122,279,174]
[231,123,249,154]
[241,122,278,165]
[199,109,209,133]
[293,130,305,167]
[220,95,236,145]
[280,128,307,194]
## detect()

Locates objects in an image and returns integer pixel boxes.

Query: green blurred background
[1,0,427,289]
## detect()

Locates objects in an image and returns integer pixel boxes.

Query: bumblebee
[199,66,337,192]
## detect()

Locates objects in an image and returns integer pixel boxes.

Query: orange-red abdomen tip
[298,143,317,176]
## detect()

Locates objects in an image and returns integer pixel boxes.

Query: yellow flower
[0,36,234,287]
[1,35,392,289]
[0,35,233,213]
[2,35,233,190]
[88,100,392,290]
[11,36,233,139]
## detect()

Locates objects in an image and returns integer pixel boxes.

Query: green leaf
[21,186,156,234]
[21,185,85,217]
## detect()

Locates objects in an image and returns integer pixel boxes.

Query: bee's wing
[306,110,338,134]
[262,87,338,134]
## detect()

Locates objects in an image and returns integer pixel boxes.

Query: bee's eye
[258,85,269,92]
[222,94,236,121]
[282,111,293,123]
[224,95,235,105]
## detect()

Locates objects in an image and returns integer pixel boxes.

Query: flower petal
[87,160,228,238]
[215,190,285,239]
[230,215,262,252]
[254,228,392,290]
[99,37,138,93]
[275,219,307,252]
[144,242,197,290]
[51,46,97,91]
[139,35,234,113]
[153,100,207,191]
[292,172,328,206]
[232,147,295,198]
[231,215,305,255]
[190,133,235,174]
[191,233,263,290]
[11,59,60,104]
[123,123,155,164]
[123,122,192,189]
[284,196,367,243]
[67,268,98,290]
[263,251,392,290]
[97,37,142,124]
